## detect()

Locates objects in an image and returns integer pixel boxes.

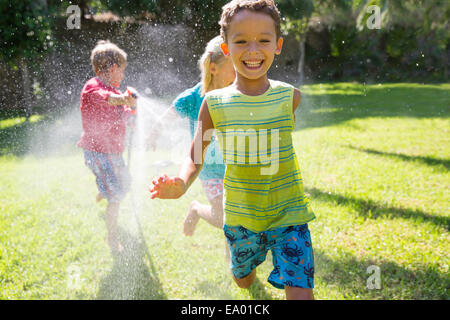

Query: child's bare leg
[232,269,256,289]
[96,193,105,202]
[183,195,223,236]
[285,286,314,300]
[105,201,123,251]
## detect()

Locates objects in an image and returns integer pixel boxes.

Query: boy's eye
[234,40,246,44]
[260,39,271,43]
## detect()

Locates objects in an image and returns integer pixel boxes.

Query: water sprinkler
[127,87,138,116]
[127,86,138,99]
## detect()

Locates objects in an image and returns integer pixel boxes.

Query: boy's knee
[233,270,256,289]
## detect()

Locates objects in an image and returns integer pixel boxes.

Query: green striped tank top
[206,79,315,232]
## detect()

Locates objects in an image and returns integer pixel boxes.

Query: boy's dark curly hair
[219,0,282,42]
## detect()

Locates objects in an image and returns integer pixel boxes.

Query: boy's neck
[234,74,270,96]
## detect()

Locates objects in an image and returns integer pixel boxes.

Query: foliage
[303,0,449,82]
[0,0,54,67]
[99,0,229,34]
[278,0,314,41]
[313,0,355,25]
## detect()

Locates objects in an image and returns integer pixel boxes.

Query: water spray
[125,86,151,256]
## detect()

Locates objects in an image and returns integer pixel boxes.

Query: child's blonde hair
[198,36,228,96]
[90,40,127,74]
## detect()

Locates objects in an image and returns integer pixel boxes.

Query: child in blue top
[152,36,235,236]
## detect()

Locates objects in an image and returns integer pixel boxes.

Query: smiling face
[222,9,283,84]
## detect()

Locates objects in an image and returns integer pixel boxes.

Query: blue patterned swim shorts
[224,224,314,289]
[83,150,131,203]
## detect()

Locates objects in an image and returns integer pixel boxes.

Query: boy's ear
[220,42,230,57]
[275,37,283,55]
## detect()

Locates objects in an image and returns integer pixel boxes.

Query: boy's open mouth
[243,60,264,70]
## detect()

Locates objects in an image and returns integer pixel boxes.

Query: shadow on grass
[347,145,450,170]
[306,187,449,231]
[295,84,449,131]
[0,116,50,156]
[314,249,448,299]
[96,227,167,300]
[0,113,81,157]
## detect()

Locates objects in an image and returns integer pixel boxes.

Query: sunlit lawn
[0,82,448,299]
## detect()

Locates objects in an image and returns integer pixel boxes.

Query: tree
[0,0,54,117]
[99,0,228,38]
[277,0,314,85]
[355,0,449,79]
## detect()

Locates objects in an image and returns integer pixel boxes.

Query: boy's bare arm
[292,88,301,122]
[108,92,137,108]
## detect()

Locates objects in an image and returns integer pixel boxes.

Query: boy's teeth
[245,61,262,67]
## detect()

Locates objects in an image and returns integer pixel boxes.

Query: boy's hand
[149,174,186,199]
[124,90,137,108]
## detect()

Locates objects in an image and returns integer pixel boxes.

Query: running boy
[150,0,315,300]
[78,40,137,252]
[151,36,235,236]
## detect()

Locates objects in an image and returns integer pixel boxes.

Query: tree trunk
[19,56,32,119]
[297,39,305,86]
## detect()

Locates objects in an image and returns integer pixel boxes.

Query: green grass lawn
[0,82,448,300]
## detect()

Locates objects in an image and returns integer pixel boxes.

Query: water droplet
[168,57,173,63]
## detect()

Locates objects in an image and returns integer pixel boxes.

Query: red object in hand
[127,86,138,99]
[127,87,138,115]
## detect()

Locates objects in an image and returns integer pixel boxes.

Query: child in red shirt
[78,40,137,252]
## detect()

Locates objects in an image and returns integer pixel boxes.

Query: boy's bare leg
[183,195,223,236]
[96,193,105,202]
[105,201,123,252]
[285,287,314,300]
[232,269,256,289]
